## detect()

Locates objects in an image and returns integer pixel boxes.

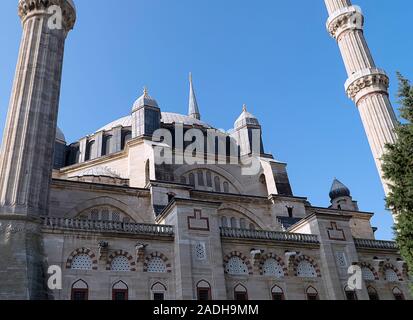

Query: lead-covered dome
[234,104,260,129]
[56,126,66,143]
[132,88,159,112]
[329,179,351,200]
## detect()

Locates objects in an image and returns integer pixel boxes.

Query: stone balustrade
[220,227,319,244]
[42,217,174,237]
[354,238,398,250]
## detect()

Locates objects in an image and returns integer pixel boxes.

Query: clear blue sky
[0,1,411,240]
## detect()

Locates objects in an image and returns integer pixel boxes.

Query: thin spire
[188,72,200,120]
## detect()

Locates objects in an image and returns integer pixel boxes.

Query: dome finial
[143,86,149,96]
[329,178,351,200]
[242,104,247,112]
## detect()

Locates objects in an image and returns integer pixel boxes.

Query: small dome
[329,179,351,200]
[234,104,260,129]
[132,87,159,111]
[76,167,121,178]
[56,126,66,143]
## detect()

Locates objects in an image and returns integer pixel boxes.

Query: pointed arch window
[344,285,357,300]
[367,286,380,300]
[151,282,167,301]
[197,280,212,301]
[234,284,248,300]
[112,281,128,300]
[392,287,405,300]
[271,285,285,300]
[71,280,88,300]
[306,286,319,300]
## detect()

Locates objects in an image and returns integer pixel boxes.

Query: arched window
[147,257,167,273]
[239,218,246,229]
[392,287,405,300]
[221,216,228,228]
[225,257,249,275]
[361,267,376,281]
[197,280,212,301]
[111,255,130,272]
[214,176,221,192]
[344,286,357,300]
[367,286,380,300]
[85,140,95,161]
[71,254,93,270]
[385,268,399,282]
[230,217,237,229]
[112,281,128,300]
[189,173,195,187]
[306,286,319,300]
[151,282,167,301]
[103,135,113,156]
[234,284,248,300]
[271,285,284,300]
[296,260,317,278]
[197,171,204,186]
[206,171,212,187]
[101,208,110,221]
[71,280,88,300]
[223,181,229,193]
[121,130,132,149]
[262,259,284,278]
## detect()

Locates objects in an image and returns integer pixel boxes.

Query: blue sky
[0,0,411,240]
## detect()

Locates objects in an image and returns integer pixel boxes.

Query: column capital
[18,0,76,33]
[345,68,389,103]
[326,5,364,40]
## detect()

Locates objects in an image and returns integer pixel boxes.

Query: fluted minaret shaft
[325,0,398,196]
[0,1,75,216]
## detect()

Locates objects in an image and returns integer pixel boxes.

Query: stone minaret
[324,0,398,195]
[0,0,75,299]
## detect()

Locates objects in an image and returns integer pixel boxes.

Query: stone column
[324,0,398,196]
[0,0,75,300]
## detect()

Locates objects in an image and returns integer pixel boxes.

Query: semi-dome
[234,104,260,129]
[132,88,159,111]
[56,126,66,143]
[76,167,121,178]
[329,178,351,200]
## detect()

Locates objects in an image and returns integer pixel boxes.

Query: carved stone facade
[0,1,410,300]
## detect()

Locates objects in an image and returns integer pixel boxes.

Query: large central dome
[96,112,212,133]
